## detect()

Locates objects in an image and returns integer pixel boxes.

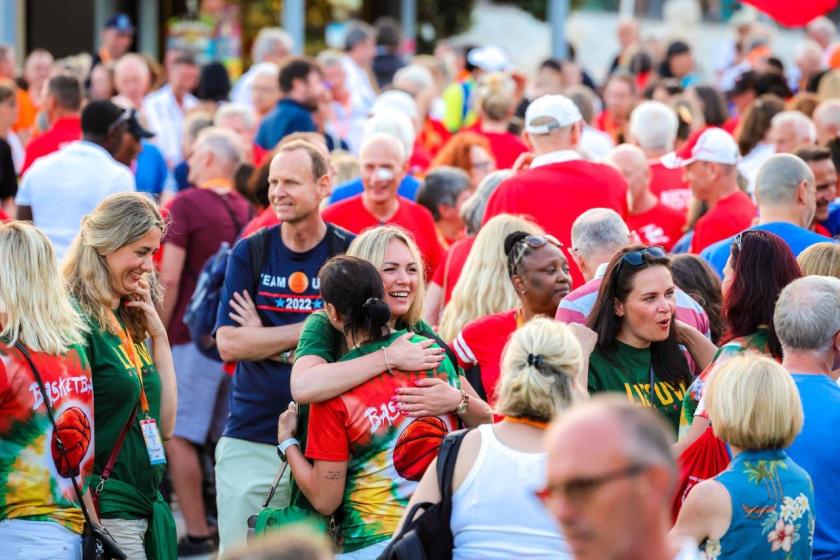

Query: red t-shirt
[452,308,519,405]
[0,208,8,222]
[649,161,691,214]
[163,188,252,345]
[691,190,757,254]
[431,236,475,305]
[468,126,529,169]
[322,195,445,274]
[482,159,628,287]
[627,200,687,252]
[21,116,82,175]
[242,206,280,238]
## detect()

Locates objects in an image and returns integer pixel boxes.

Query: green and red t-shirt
[305,330,459,552]
[0,340,94,534]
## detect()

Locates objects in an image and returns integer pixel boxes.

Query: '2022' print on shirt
[258,271,323,314]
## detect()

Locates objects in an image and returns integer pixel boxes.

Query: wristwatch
[277,437,300,462]
[454,389,469,416]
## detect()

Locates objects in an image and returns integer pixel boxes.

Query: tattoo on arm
[324,470,343,481]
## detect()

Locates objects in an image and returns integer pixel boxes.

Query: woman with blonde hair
[395,318,581,559]
[290,225,491,424]
[63,192,177,559]
[469,72,529,168]
[672,355,814,559]
[438,214,542,343]
[0,222,93,558]
[797,242,840,278]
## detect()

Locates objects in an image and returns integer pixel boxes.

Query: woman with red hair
[431,131,496,189]
[676,229,802,453]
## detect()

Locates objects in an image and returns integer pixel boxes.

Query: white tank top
[450,423,571,559]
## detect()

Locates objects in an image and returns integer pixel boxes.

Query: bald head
[360,132,406,165]
[607,143,651,203]
[114,54,151,106]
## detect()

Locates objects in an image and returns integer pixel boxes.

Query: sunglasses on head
[731,229,765,255]
[612,246,666,277]
[509,234,564,274]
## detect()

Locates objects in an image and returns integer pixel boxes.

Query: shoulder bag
[14,342,127,560]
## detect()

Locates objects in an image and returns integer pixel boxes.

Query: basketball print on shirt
[393,416,449,481]
[50,405,92,478]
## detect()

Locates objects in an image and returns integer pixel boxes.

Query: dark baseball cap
[105,13,134,34]
[81,100,129,136]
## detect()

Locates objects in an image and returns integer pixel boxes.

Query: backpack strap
[436,428,470,524]
[325,223,354,258]
[248,227,272,293]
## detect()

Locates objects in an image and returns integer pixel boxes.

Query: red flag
[742,0,838,27]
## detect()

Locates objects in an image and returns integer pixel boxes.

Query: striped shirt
[556,263,710,336]
[142,85,198,168]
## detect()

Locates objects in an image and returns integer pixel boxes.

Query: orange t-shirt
[13,89,38,134]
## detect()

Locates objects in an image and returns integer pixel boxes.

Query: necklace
[504,416,549,429]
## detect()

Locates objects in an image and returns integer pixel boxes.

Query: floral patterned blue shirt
[702,449,815,559]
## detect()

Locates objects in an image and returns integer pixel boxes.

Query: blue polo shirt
[822,202,840,236]
[134,141,170,197]
[787,374,840,559]
[255,99,316,150]
[700,222,831,278]
[327,174,422,205]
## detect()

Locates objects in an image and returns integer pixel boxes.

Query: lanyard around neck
[109,309,151,414]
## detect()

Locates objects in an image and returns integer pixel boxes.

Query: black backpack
[184,223,354,361]
[377,429,470,560]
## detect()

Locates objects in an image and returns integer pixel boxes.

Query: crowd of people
[2,7,840,560]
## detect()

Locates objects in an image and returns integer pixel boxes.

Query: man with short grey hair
[768,110,817,154]
[544,396,701,560]
[700,153,828,278]
[556,208,710,341]
[158,125,253,555]
[777,276,840,560]
[628,100,690,213]
[231,27,294,107]
[482,94,629,286]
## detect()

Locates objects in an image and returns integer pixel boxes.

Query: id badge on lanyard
[112,311,167,466]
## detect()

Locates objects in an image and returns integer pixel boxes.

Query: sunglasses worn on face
[535,463,649,506]
[510,234,564,274]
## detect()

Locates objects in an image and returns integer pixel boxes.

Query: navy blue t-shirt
[215,224,334,444]
[255,99,316,150]
[700,222,832,278]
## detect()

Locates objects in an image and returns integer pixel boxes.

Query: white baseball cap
[466,45,510,72]
[525,94,583,135]
[661,127,741,168]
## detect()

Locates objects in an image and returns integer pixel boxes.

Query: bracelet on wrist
[277,437,300,462]
[382,347,394,375]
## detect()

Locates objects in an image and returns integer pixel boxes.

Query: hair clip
[527,353,543,368]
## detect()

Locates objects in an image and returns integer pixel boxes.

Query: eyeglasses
[107,109,132,134]
[612,246,666,278]
[534,463,649,506]
[509,234,564,275]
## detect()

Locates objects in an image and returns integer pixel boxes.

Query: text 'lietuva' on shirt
[215,224,339,445]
